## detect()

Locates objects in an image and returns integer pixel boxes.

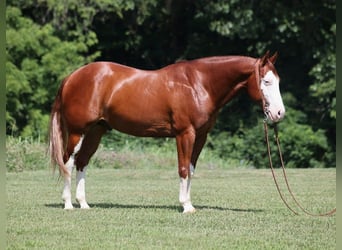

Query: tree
[6,4,99,137]
[6,0,335,167]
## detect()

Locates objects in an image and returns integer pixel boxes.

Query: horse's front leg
[190,133,208,176]
[176,128,196,214]
[179,173,195,213]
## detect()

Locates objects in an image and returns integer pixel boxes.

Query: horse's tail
[48,78,69,177]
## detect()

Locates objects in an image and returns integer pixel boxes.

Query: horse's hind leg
[75,124,107,209]
[63,134,83,209]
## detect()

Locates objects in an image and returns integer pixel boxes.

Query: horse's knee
[178,166,189,179]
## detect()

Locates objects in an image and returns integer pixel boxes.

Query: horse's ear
[260,51,270,66]
[269,51,278,64]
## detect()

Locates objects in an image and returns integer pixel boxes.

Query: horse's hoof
[183,209,196,214]
[182,205,196,214]
[78,201,90,209]
[64,205,74,210]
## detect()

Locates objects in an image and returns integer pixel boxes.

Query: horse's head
[247,51,285,123]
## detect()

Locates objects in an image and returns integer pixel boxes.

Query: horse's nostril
[277,110,285,120]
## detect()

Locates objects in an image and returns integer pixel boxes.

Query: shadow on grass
[45,202,263,213]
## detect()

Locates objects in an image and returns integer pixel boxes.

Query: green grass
[7,168,335,249]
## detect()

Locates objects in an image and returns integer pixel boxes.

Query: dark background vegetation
[6,0,335,168]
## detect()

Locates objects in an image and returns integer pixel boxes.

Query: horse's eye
[263,79,272,85]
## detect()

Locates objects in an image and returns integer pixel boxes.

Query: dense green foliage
[6,0,335,168]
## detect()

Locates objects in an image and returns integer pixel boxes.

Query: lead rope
[263,121,336,216]
[263,121,299,215]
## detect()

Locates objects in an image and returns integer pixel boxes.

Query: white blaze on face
[260,70,285,123]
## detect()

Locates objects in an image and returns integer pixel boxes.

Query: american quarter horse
[49,51,285,213]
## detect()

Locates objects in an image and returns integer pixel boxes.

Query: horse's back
[58,60,212,136]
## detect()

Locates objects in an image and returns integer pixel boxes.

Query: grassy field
[7,167,335,249]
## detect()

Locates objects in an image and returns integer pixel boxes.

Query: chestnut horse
[49,51,285,213]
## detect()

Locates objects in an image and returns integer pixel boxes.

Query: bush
[6,136,50,172]
[6,134,238,173]
[208,107,332,168]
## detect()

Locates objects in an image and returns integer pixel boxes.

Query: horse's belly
[105,110,173,137]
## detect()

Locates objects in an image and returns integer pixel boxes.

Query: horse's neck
[197,56,256,108]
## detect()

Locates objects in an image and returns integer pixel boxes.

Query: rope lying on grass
[263,121,336,216]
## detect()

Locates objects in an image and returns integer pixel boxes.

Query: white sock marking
[62,156,74,209]
[62,135,86,209]
[179,176,195,213]
[76,167,90,209]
